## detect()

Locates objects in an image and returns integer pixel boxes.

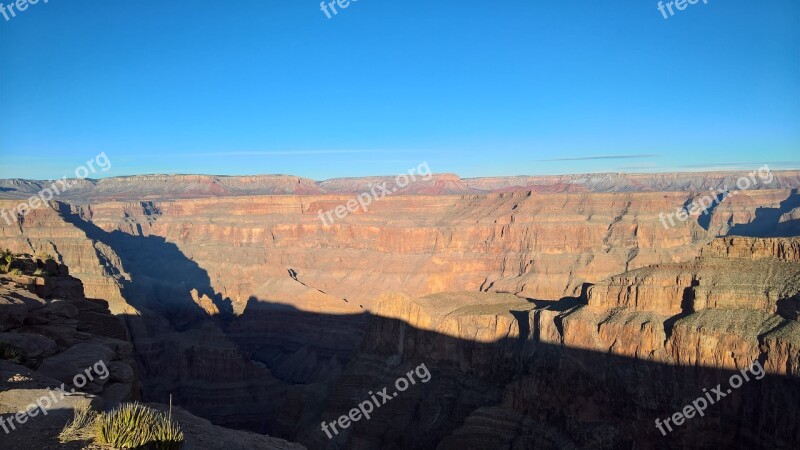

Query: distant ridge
[1,170,799,203]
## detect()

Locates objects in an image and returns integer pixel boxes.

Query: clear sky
[0,0,798,180]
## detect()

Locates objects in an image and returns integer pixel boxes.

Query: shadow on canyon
[113,297,800,450]
[44,202,800,450]
[727,189,800,237]
[695,192,727,231]
[55,202,234,324]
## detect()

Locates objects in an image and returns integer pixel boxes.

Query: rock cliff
[308,237,800,449]
[0,172,798,449]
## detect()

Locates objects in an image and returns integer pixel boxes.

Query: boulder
[0,332,57,360]
[107,361,134,383]
[37,343,114,392]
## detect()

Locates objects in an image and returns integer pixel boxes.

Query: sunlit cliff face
[0,173,798,449]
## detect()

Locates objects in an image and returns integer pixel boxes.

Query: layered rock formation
[2,170,800,202]
[3,186,793,314]
[0,172,798,449]
[307,237,800,449]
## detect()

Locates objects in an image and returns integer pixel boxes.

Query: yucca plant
[150,414,185,450]
[95,402,184,449]
[0,342,22,364]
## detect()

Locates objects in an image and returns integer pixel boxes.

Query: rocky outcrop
[0,255,305,449]
[0,361,304,450]
[701,236,800,261]
[0,255,136,405]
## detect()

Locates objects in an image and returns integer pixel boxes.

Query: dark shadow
[20,250,797,449]
[230,296,368,384]
[777,294,800,321]
[728,189,800,237]
[697,192,726,230]
[54,202,233,322]
[184,300,800,450]
[36,205,799,450]
[526,283,590,312]
[664,279,699,342]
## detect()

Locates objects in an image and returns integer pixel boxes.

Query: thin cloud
[537,154,659,162]
[180,150,376,157]
[677,161,800,169]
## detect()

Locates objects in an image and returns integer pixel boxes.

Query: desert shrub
[9,268,23,276]
[37,252,54,261]
[95,402,184,450]
[59,400,97,443]
[33,268,46,277]
[150,414,185,450]
[1,249,12,271]
[0,342,22,364]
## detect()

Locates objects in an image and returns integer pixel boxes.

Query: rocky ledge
[0,254,304,450]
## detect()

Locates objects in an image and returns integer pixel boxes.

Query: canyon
[0,171,799,449]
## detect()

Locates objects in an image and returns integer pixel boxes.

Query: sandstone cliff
[0,173,798,449]
[306,237,800,449]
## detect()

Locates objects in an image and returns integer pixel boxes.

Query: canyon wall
[3,187,793,313]
[0,176,798,448]
[307,237,800,449]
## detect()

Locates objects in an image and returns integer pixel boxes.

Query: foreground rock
[0,255,303,449]
[0,256,136,405]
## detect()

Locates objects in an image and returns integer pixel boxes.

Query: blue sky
[0,0,798,180]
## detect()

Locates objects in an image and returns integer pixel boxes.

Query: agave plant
[95,402,184,449]
[0,342,22,364]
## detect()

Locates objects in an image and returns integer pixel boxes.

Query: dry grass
[59,400,97,443]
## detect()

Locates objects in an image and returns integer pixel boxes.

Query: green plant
[33,268,46,277]
[1,249,12,272]
[9,268,23,276]
[0,342,22,364]
[37,252,54,261]
[95,402,184,450]
[59,400,97,443]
